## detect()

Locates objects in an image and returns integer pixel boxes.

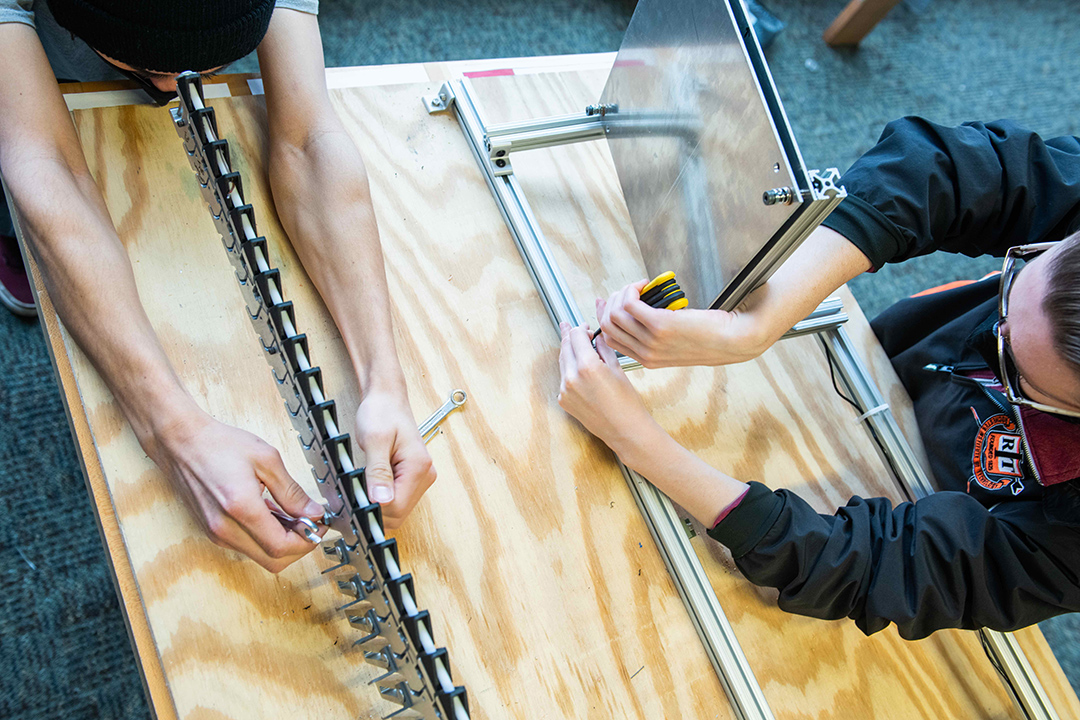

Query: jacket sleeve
[821,117,1080,269]
[708,482,1080,639]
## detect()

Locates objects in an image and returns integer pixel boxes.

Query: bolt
[495,159,507,168]
[338,576,364,599]
[430,97,442,107]
[495,150,506,157]
[323,540,348,562]
[762,187,795,206]
[585,103,618,117]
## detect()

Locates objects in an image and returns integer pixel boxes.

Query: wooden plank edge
[5,184,179,720]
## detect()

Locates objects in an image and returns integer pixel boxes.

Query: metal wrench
[269,509,323,543]
[271,389,468,542]
[418,389,468,443]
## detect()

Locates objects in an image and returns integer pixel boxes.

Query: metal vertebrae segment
[171,72,469,720]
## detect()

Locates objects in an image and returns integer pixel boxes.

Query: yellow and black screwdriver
[592,271,688,341]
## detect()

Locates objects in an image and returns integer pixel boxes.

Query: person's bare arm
[557,323,747,524]
[256,10,435,529]
[597,226,873,367]
[0,23,321,571]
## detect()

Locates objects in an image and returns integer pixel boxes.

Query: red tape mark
[463,68,516,78]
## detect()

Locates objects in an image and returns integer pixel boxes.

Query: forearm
[609,421,748,526]
[9,158,200,447]
[269,130,405,396]
[739,225,872,352]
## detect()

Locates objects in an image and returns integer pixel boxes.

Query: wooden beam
[824,0,903,47]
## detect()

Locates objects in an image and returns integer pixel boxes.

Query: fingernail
[304,500,324,517]
[371,485,394,504]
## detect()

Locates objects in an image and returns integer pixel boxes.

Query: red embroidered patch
[971,411,1025,494]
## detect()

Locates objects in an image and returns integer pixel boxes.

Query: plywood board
[467,69,1080,718]
[51,82,733,719]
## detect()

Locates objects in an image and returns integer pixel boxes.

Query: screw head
[495,159,507,168]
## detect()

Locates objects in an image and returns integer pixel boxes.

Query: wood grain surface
[53,80,733,719]
[38,66,1079,719]
[467,69,1080,718]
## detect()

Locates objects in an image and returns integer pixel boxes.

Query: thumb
[362,434,396,505]
[257,447,323,519]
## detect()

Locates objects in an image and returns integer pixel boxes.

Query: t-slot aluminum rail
[428,76,1060,720]
[430,78,775,720]
[820,327,1059,720]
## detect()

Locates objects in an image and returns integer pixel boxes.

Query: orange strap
[910,271,1000,298]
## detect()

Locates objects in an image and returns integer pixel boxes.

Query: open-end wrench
[271,389,469,542]
[269,509,322,543]
[418,389,468,443]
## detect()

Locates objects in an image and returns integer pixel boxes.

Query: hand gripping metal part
[270,390,469,540]
[171,72,470,720]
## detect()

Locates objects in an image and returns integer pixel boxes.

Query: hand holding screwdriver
[592,271,688,341]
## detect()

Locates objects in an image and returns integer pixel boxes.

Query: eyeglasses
[997,241,1080,419]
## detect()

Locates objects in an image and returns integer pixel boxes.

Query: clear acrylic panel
[600,0,804,309]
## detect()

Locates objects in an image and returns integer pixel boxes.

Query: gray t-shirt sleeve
[275,0,318,15]
[0,0,35,28]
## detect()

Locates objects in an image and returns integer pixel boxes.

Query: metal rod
[438,78,776,720]
[782,309,849,339]
[486,112,604,138]
[490,124,606,155]
[819,326,1058,720]
[982,630,1062,720]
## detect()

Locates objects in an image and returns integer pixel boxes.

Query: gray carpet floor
[3,1,1079,717]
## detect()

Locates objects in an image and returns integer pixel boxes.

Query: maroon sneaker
[0,233,36,317]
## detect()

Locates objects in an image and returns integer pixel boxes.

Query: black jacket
[708,118,1080,639]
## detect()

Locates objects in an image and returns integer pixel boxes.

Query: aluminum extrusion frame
[429,72,1059,720]
[432,78,777,720]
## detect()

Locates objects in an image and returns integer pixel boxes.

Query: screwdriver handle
[592,272,686,341]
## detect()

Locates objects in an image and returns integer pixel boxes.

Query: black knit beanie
[47,0,275,73]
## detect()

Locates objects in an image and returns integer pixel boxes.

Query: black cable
[822,342,863,412]
[979,630,1024,710]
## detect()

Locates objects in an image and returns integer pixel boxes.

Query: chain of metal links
[170,72,469,720]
